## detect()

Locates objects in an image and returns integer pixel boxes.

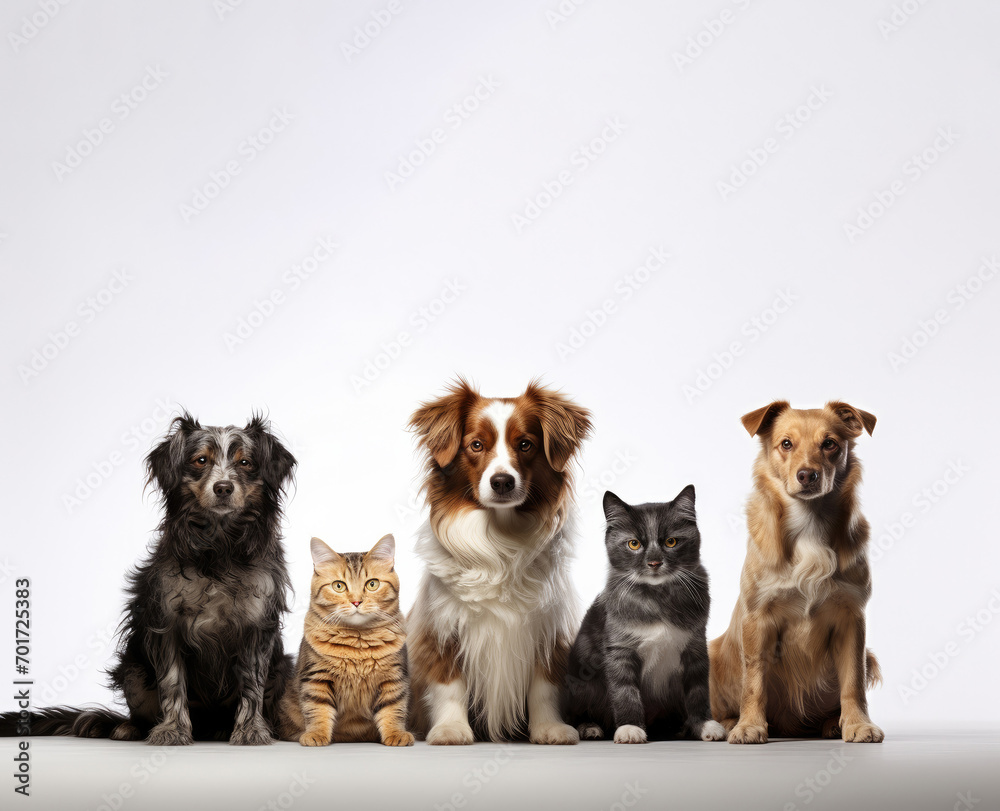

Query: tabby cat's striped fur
[279,534,413,746]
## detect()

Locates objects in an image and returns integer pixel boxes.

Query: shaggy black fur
[1,412,296,745]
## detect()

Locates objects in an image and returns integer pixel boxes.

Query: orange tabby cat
[279,534,413,746]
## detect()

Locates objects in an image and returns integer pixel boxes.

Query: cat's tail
[0,706,127,737]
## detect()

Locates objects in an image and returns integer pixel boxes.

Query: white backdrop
[2,0,998,731]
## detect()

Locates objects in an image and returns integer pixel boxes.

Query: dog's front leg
[728,614,774,744]
[148,640,193,746]
[230,643,275,746]
[426,678,475,745]
[527,653,579,745]
[832,613,884,743]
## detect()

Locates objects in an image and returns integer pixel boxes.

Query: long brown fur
[709,401,884,744]
[279,535,413,746]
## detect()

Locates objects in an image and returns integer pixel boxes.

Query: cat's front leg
[605,643,647,744]
[298,678,338,747]
[374,677,414,747]
[679,638,726,741]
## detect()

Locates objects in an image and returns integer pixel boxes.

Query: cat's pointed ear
[365,534,396,566]
[310,537,341,568]
[673,485,696,523]
[603,491,629,522]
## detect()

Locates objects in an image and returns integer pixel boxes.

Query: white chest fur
[631,622,691,696]
[769,501,838,610]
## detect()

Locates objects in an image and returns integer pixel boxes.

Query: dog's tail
[0,706,126,738]
[865,649,883,689]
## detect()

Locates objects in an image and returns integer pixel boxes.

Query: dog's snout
[796,469,819,486]
[213,481,234,497]
[490,473,515,494]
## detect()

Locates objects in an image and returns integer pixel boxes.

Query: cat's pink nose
[351,600,361,607]
[648,561,662,569]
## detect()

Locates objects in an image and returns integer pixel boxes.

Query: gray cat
[565,486,725,743]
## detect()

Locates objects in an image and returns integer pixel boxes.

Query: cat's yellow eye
[331,581,346,592]
[627,539,641,550]
[665,538,677,548]
[365,579,380,591]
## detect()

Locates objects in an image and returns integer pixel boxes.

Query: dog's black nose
[796,469,819,485]
[648,561,662,569]
[213,481,234,497]
[490,473,515,494]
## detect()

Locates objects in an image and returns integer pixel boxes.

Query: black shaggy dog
[2,412,296,745]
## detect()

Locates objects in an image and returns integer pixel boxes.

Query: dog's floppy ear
[245,413,297,495]
[525,381,593,473]
[827,401,876,438]
[741,401,790,437]
[409,378,479,468]
[672,484,696,522]
[145,411,200,495]
[310,536,341,568]
[364,534,396,567]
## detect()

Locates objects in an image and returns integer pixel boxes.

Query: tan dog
[709,401,884,744]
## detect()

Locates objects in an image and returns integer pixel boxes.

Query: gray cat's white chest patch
[632,622,691,696]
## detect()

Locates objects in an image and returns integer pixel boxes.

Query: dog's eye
[665,538,677,548]
[627,539,641,550]
[365,579,380,591]
[240,458,252,467]
[332,581,346,593]
[470,440,483,452]
[781,439,792,450]
[193,456,208,468]
[821,439,837,451]
[519,440,532,452]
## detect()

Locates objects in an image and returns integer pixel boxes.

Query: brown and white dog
[709,401,884,744]
[407,379,592,744]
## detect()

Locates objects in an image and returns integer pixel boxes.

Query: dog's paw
[147,723,193,746]
[613,725,647,744]
[578,723,604,740]
[530,722,579,745]
[299,731,332,747]
[427,722,474,746]
[727,723,768,745]
[822,718,842,739]
[230,725,275,746]
[700,720,727,741]
[381,730,415,747]
[842,720,884,743]
[110,721,145,742]
[719,717,739,733]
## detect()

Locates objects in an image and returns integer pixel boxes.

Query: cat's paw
[578,723,604,740]
[147,723,193,746]
[699,720,727,741]
[230,724,275,746]
[727,723,768,745]
[381,730,415,747]
[822,718,842,739]
[427,722,474,746]
[299,731,332,747]
[530,722,579,745]
[109,721,145,742]
[613,725,647,744]
[842,720,884,743]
